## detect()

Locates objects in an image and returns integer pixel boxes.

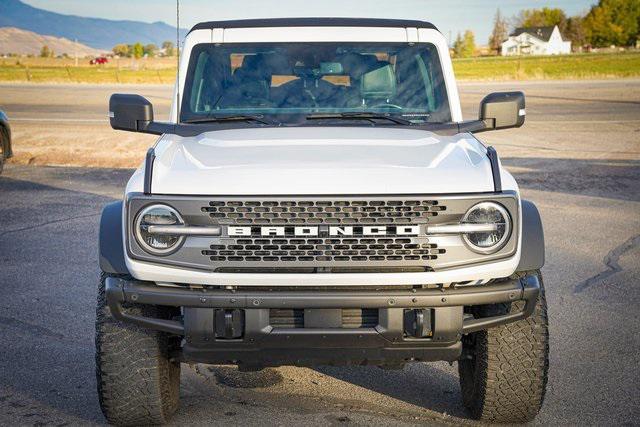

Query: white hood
[150,127,494,195]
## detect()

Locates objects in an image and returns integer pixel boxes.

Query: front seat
[220,54,272,108]
[360,61,397,107]
[339,53,378,107]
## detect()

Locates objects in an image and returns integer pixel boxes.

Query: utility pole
[74,38,78,67]
[176,0,180,121]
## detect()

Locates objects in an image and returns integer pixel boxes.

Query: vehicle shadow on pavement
[503,157,640,201]
[316,363,467,419]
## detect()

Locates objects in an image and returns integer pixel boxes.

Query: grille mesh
[202,236,446,263]
[202,199,446,225]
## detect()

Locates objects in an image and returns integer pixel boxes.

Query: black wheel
[95,272,181,425]
[458,270,549,423]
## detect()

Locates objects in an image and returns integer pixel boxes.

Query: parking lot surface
[0,80,639,425]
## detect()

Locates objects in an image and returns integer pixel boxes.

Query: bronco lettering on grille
[227,225,420,237]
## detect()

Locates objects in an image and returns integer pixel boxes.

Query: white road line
[10,118,107,123]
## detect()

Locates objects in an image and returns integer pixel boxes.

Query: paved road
[2,80,639,168]
[0,81,639,425]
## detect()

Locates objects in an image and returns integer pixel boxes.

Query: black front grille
[202,236,446,263]
[127,194,519,273]
[202,199,446,225]
[270,308,379,328]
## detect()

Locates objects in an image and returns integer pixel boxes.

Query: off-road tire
[458,270,549,423]
[95,272,181,425]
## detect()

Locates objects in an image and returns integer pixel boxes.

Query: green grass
[453,51,640,81]
[0,64,176,84]
[0,51,638,83]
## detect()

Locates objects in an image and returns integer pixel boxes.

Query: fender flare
[99,201,130,275]
[517,200,545,271]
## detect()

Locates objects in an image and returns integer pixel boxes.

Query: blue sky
[23,0,595,45]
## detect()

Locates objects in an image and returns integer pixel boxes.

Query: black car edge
[0,110,13,174]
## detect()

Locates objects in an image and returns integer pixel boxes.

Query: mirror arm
[138,121,175,135]
[475,119,495,133]
[457,119,493,134]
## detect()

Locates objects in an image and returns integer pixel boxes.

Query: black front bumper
[105,274,540,367]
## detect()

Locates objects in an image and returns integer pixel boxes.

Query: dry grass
[453,51,640,81]
[8,121,154,168]
[1,56,177,69]
[1,52,639,84]
[0,56,177,84]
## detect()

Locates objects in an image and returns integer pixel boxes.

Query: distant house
[501,26,571,56]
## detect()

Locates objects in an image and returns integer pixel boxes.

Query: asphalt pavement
[0,80,639,425]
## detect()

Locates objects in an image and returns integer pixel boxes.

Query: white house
[501,26,571,56]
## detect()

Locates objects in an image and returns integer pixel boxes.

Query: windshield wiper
[183,114,277,125]
[306,112,413,126]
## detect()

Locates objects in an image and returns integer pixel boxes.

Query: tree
[489,9,509,54]
[162,41,175,56]
[583,0,640,47]
[40,45,53,58]
[143,44,158,57]
[112,43,130,57]
[516,7,568,34]
[453,32,465,58]
[453,30,476,58]
[565,16,587,50]
[462,30,476,58]
[132,42,144,59]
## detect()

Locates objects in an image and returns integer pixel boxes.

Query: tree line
[111,41,177,58]
[454,0,640,57]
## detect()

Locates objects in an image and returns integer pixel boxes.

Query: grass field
[452,51,640,80]
[0,56,177,84]
[0,51,638,83]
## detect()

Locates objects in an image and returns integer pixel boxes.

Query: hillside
[0,27,103,56]
[0,0,187,50]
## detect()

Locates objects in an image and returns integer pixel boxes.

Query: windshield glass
[180,42,451,124]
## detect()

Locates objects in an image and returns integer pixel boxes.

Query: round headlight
[134,204,184,255]
[462,202,511,254]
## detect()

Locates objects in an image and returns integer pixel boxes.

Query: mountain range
[0,0,187,50]
[0,27,103,56]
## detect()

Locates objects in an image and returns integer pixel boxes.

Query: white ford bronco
[97,18,548,425]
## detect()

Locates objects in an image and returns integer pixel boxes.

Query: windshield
[180,42,451,125]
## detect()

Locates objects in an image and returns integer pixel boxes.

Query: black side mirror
[479,91,525,131]
[109,94,153,132]
[109,94,171,135]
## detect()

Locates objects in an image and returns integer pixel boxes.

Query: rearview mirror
[319,62,344,75]
[109,94,171,135]
[479,91,525,131]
